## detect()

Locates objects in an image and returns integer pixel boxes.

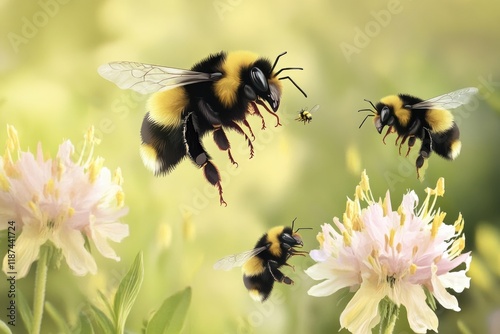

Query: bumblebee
[295,104,319,124]
[213,218,309,302]
[98,51,306,205]
[358,87,478,177]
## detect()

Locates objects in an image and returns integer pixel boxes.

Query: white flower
[305,171,471,334]
[1,125,129,278]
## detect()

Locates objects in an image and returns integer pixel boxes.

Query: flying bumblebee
[213,218,309,302]
[98,51,307,205]
[358,87,478,177]
[295,104,319,124]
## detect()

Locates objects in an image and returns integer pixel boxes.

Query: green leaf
[76,313,95,334]
[16,289,33,333]
[113,252,144,334]
[145,287,192,334]
[45,301,71,333]
[86,304,114,333]
[0,320,13,334]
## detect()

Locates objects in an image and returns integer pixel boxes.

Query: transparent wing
[213,246,268,271]
[409,87,478,110]
[309,104,320,113]
[97,61,220,94]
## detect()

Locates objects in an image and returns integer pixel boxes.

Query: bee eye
[250,67,269,93]
[281,233,295,245]
[380,106,390,123]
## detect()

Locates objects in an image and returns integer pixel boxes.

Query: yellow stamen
[316,232,325,247]
[342,230,352,246]
[88,157,104,183]
[431,211,446,238]
[360,169,370,192]
[116,190,125,207]
[68,207,75,217]
[113,167,124,186]
[413,245,419,257]
[436,177,445,196]
[454,213,464,233]
[449,235,466,258]
[400,211,406,226]
[7,125,20,159]
[409,263,417,275]
[43,179,55,197]
[388,229,395,247]
[396,242,402,253]
[0,173,10,191]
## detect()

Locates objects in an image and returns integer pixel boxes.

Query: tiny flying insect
[295,104,320,124]
[98,51,307,205]
[358,87,478,177]
[213,218,310,302]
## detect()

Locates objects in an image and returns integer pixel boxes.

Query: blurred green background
[1,0,500,333]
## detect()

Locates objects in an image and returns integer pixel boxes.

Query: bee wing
[213,246,268,271]
[309,104,320,113]
[409,87,478,110]
[97,61,220,94]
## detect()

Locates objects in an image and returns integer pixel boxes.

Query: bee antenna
[291,217,313,233]
[363,98,377,110]
[270,51,288,73]
[358,114,374,129]
[278,76,308,98]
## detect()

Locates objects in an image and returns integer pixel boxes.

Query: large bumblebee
[358,87,478,177]
[213,219,309,302]
[98,51,306,205]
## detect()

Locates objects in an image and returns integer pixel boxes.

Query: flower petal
[399,281,439,333]
[340,280,384,334]
[53,228,97,275]
[3,223,47,278]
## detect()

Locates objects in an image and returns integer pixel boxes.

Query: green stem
[378,297,399,334]
[32,246,48,334]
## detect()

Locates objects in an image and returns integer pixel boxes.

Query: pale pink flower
[305,171,471,334]
[1,125,129,278]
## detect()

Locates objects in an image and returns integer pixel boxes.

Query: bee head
[244,65,282,112]
[279,227,303,250]
[373,103,395,134]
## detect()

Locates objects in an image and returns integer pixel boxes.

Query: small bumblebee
[98,51,307,205]
[295,104,319,124]
[213,218,309,302]
[358,87,478,177]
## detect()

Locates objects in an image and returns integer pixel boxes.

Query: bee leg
[283,262,296,271]
[415,128,433,179]
[184,112,226,206]
[382,126,394,144]
[225,121,255,159]
[213,127,238,167]
[249,101,267,130]
[406,136,416,157]
[242,118,256,141]
[267,261,294,285]
[255,99,282,127]
[398,135,408,155]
